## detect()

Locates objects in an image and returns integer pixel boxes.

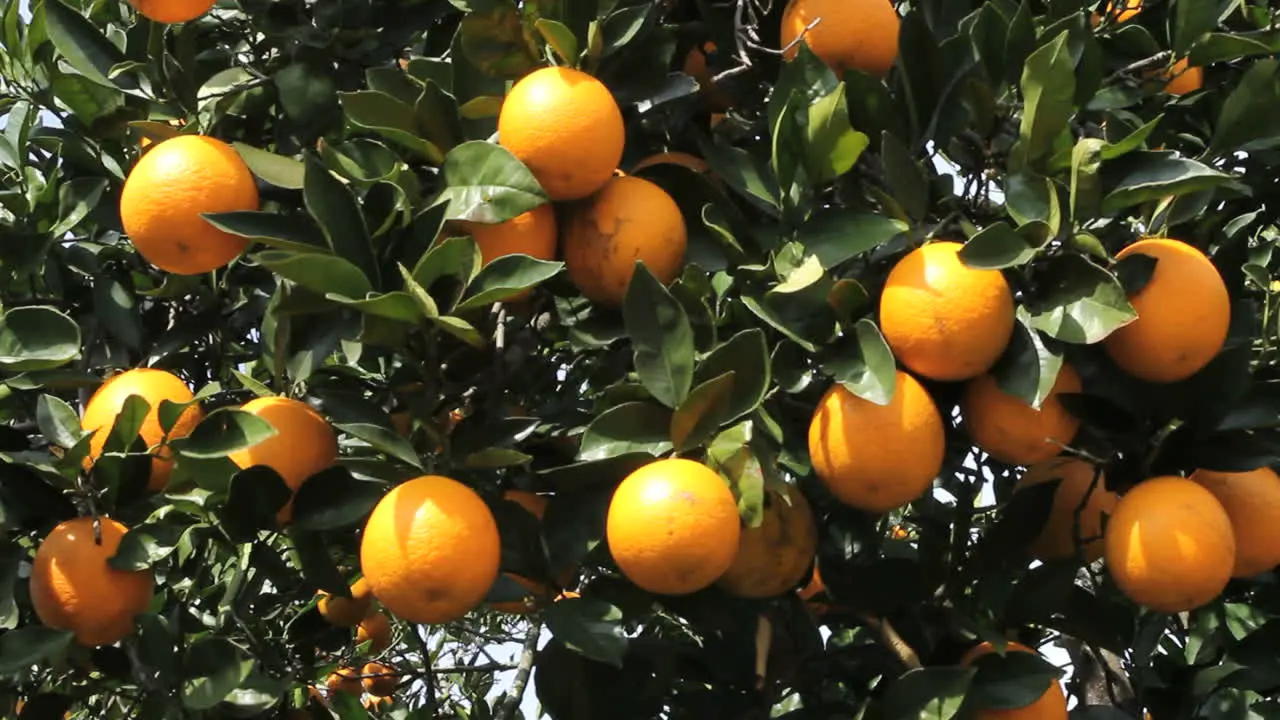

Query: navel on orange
[808,371,945,513]
[81,368,204,492]
[1105,476,1235,612]
[962,364,1082,466]
[498,66,624,201]
[1190,466,1280,578]
[606,458,742,595]
[30,517,155,647]
[780,0,900,78]
[562,175,687,306]
[360,475,501,624]
[717,484,818,598]
[879,241,1015,382]
[1016,457,1118,563]
[120,135,259,275]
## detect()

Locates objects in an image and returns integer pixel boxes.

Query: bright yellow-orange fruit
[325,667,361,697]
[361,661,400,697]
[562,175,687,306]
[360,475,501,624]
[1090,0,1143,26]
[129,0,215,23]
[717,484,818,598]
[960,642,1068,720]
[498,66,624,201]
[317,577,373,627]
[356,610,392,653]
[808,372,945,513]
[81,368,204,492]
[1105,476,1235,613]
[120,135,258,275]
[682,41,732,110]
[962,365,1082,466]
[879,241,1015,382]
[226,396,337,523]
[454,204,558,267]
[1162,58,1204,96]
[1016,457,1118,563]
[364,695,395,712]
[1190,466,1280,577]
[1103,238,1229,383]
[780,0,900,78]
[606,459,742,595]
[30,517,155,647]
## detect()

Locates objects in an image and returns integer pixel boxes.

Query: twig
[859,614,922,669]
[412,626,438,715]
[1105,51,1173,84]
[433,663,519,674]
[496,619,543,720]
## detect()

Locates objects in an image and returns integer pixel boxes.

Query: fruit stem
[859,613,922,669]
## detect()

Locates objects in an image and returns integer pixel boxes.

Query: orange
[120,135,258,275]
[780,0,900,78]
[452,204,558,302]
[717,484,818,598]
[961,364,1082,466]
[81,368,204,492]
[325,667,361,696]
[129,0,216,23]
[1016,457,1118,563]
[890,525,909,540]
[364,696,394,712]
[1090,0,1143,26]
[632,151,711,175]
[226,396,338,523]
[356,611,392,653]
[489,489,554,614]
[879,241,1015,381]
[808,372,946,513]
[681,42,732,109]
[1162,58,1204,96]
[1103,238,1229,383]
[360,662,400,696]
[797,562,830,617]
[360,475,501,623]
[504,488,548,520]
[317,577,373,627]
[606,458,742,595]
[497,66,624,201]
[30,517,155,647]
[1190,467,1280,577]
[960,642,1068,720]
[562,175,687,306]
[1105,476,1235,613]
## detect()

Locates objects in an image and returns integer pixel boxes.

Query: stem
[496,618,543,720]
[859,614,922,670]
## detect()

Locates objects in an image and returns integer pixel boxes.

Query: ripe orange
[360,661,400,697]
[808,371,945,513]
[360,475,501,623]
[81,368,204,492]
[606,458,742,595]
[364,696,395,712]
[780,0,900,78]
[632,151,711,175]
[1090,0,1143,26]
[717,484,818,598]
[453,204,558,267]
[119,135,259,275]
[1103,238,1229,383]
[961,364,1082,466]
[30,517,155,647]
[1016,457,1118,563]
[325,667,361,696]
[129,0,215,23]
[317,577,373,627]
[226,396,338,523]
[879,241,1015,382]
[1161,58,1204,96]
[562,175,687,306]
[356,611,392,653]
[497,66,624,201]
[960,642,1068,720]
[489,489,553,614]
[1190,466,1280,577]
[1105,476,1235,613]
[505,489,548,519]
[681,42,733,110]
[797,562,830,617]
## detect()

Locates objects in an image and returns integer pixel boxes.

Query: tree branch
[496,619,543,720]
[859,614,922,669]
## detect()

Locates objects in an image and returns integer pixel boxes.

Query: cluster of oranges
[314,578,401,713]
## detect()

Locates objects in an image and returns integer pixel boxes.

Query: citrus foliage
[2,0,1280,718]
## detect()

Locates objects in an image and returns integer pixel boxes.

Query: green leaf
[49,177,106,236]
[431,315,487,348]
[415,80,464,155]
[1173,0,1219,55]
[969,651,1064,710]
[94,277,141,351]
[697,138,781,216]
[578,401,673,461]
[1207,59,1280,158]
[290,467,384,532]
[880,132,928,222]
[462,447,533,469]
[108,521,184,571]
[992,314,1064,409]
[1101,151,1236,213]
[1101,115,1162,160]
[0,543,21,630]
[820,319,897,405]
[274,62,338,132]
[334,292,422,323]
[303,153,379,286]
[456,255,565,309]
[706,422,765,527]
[36,394,82,449]
[339,91,444,163]
[411,236,483,311]
[798,208,907,268]
[0,307,81,372]
[1027,255,1137,344]
[181,637,254,711]
[288,528,347,595]
[44,0,137,93]
[871,667,972,720]
[220,466,291,542]
[695,329,771,423]
[1070,138,1105,221]
[459,2,540,78]
[543,597,628,667]
[458,95,504,119]
[0,627,74,674]
[601,4,651,56]
[1004,172,1060,232]
[232,143,305,189]
[536,18,579,64]
[805,83,869,185]
[1015,31,1076,167]
[170,408,278,460]
[433,141,548,223]
[958,222,1041,269]
[256,250,374,300]
[670,372,735,452]
[203,211,329,254]
[623,263,695,409]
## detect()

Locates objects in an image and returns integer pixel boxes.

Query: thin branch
[1105,51,1173,84]
[434,662,519,674]
[859,614,922,669]
[496,619,543,720]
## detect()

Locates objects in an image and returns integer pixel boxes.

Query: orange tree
[3,0,1280,717]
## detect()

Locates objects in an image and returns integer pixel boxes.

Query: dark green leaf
[304,153,379,287]
[0,627,74,674]
[1027,255,1136,344]
[578,401,673,461]
[542,597,628,668]
[49,177,106,236]
[969,651,1064,710]
[535,19,579,64]
[204,211,329,254]
[108,521,184,571]
[220,466,291,542]
[798,208,907,268]
[1173,0,1220,55]
[1004,172,1059,232]
[170,408,278,460]
[1207,59,1280,158]
[181,637,254,711]
[457,255,564,309]
[291,467,384,532]
[670,372,735,452]
[601,4,651,56]
[1101,152,1236,213]
[256,250,374,300]
[411,236,482,312]
[821,319,896,405]
[0,307,81,372]
[881,132,928,221]
[44,0,136,92]
[288,528,348,595]
[623,263,695,409]
[992,316,1064,409]
[339,91,444,163]
[695,329,771,422]
[459,2,540,78]
[959,222,1040,269]
[869,667,972,720]
[35,394,82,449]
[434,141,548,222]
[697,138,781,215]
[232,142,305,189]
